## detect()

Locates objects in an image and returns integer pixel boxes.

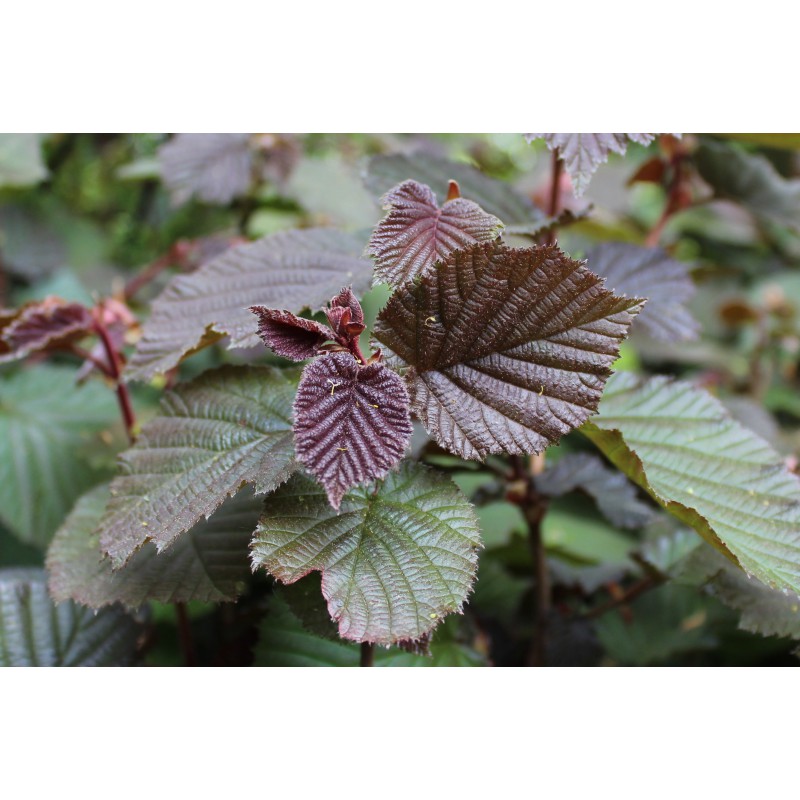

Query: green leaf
[694,139,800,231]
[0,134,48,188]
[48,484,259,608]
[373,240,643,459]
[99,365,298,568]
[717,133,800,150]
[0,366,118,548]
[125,228,373,382]
[583,373,800,594]
[0,568,140,666]
[251,462,481,645]
[254,595,485,666]
[365,152,541,226]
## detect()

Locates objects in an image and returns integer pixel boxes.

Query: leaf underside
[368,179,503,287]
[586,242,700,342]
[526,133,656,196]
[0,568,140,666]
[99,365,298,568]
[48,484,259,608]
[251,462,481,645]
[373,240,644,459]
[125,228,373,382]
[584,372,800,595]
[293,353,413,509]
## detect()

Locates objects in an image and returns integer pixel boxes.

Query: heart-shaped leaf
[373,240,644,459]
[585,242,699,342]
[368,179,503,287]
[293,352,412,508]
[99,365,298,568]
[0,568,140,666]
[125,228,373,381]
[48,484,259,608]
[251,462,480,644]
[526,133,656,196]
[584,372,800,594]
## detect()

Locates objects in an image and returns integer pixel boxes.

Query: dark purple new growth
[250,288,412,508]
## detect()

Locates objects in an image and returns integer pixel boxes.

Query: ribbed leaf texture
[99,365,298,568]
[586,242,699,342]
[251,462,480,645]
[368,180,503,287]
[0,568,140,666]
[0,297,93,363]
[0,366,118,548]
[365,152,540,226]
[250,307,334,360]
[694,139,800,231]
[48,484,259,608]
[159,133,254,206]
[254,596,486,666]
[534,452,655,529]
[293,353,413,509]
[526,133,656,196]
[373,241,644,459]
[125,228,372,381]
[584,372,800,594]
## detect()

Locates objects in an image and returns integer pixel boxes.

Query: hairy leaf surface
[584,373,800,594]
[294,353,412,508]
[586,242,699,342]
[250,307,334,361]
[526,134,656,196]
[99,365,298,568]
[535,452,655,529]
[48,484,259,608]
[365,153,540,225]
[251,463,480,644]
[694,139,800,231]
[0,366,118,548]
[125,229,372,381]
[373,241,644,459]
[0,568,140,666]
[368,179,503,287]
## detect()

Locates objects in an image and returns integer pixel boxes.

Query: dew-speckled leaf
[584,372,800,594]
[251,462,480,645]
[99,365,298,568]
[586,242,699,342]
[125,228,372,381]
[0,297,93,363]
[48,484,259,608]
[159,133,254,206]
[365,153,540,226]
[368,179,503,287]
[293,353,412,509]
[373,241,644,460]
[0,134,48,188]
[0,366,118,548]
[535,452,654,529]
[526,133,656,196]
[0,568,140,666]
[694,139,800,231]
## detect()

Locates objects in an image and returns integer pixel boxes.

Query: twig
[175,602,197,667]
[581,576,661,621]
[123,252,173,301]
[93,312,137,443]
[360,642,374,667]
[544,147,562,247]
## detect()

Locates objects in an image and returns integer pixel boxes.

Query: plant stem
[582,576,660,620]
[123,252,173,301]
[175,602,197,667]
[360,642,374,667]
[350,336,369,365]
[93,313,137,444]
[544,148,562,246]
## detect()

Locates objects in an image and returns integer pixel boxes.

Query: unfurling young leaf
[99,365,298,568]
[251,462,480,644]
[373,240,644,460]
[526,133,656,196]
[293,352,412,509]
[368,179,503,287]
[250,307,335,361]
[125,229,372,381]
[585,242,700,342]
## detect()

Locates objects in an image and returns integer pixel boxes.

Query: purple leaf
[250,307,334,361]
[373,240,644,460]
[325,286,365,337]
[368,179,503,287]
[293,352,413,509]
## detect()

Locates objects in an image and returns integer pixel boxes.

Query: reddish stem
[544,148,563,246]
[349,336,369,366]
[123,253,173,301]
[93,314,137,443]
